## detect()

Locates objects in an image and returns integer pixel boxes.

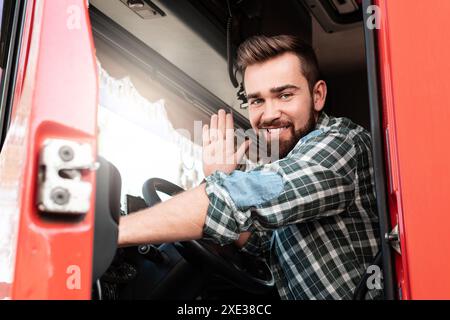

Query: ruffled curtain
[97,61,204,198]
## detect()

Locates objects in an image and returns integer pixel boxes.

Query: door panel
[376,0,450,299]
[0,0,98,299]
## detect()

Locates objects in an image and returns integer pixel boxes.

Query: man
[119,35,381,299]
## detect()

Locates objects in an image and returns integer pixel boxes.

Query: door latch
[36,139,98,215]
[385,224,401,254]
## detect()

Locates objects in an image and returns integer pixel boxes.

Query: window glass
[96,51,207,204]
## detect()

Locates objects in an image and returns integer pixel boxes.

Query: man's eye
[280,93,293,100]
[250,99,263,106]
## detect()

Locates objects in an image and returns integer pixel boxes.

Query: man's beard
[263,106,316,161]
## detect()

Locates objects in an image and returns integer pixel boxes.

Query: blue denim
[222,170,284,209]
[300,129,323,143]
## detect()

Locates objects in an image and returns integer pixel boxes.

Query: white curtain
[97,61,204,201]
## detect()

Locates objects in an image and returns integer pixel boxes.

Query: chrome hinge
[385,224,401,255]
[36,139,99,215]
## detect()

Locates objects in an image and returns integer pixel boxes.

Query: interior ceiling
[90,0,365,120]
[313,18,366,75]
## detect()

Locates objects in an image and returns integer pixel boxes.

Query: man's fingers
[218,109,226,139]
[225,113,235,152]
[226,112,234,130]
[210,114,218,141]
[236,139,252,163]
[202,124,210,147]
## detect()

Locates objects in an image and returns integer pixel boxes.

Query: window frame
[0,0,28,150]
[362,0,396,300]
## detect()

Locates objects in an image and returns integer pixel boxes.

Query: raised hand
[202,109,251,177]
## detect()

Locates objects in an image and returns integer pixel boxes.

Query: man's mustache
[257,120,293,129]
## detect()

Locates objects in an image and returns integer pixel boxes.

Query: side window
[93,17,211,204]
[0,0,25,150]
[0,0,9,147]
[89,2,253,206]
[90,2,252,206]
[96,58,205,199]
[0,0,6,58]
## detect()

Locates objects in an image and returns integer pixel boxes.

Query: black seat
[92,157,122,282]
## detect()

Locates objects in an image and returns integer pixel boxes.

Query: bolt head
[50,187,71,205]
[58,145,74,162]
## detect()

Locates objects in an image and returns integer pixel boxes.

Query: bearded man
[118,35,381,300]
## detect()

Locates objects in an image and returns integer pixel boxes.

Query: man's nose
[261,100,281,124]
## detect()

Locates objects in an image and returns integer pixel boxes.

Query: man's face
[244,52,317,159]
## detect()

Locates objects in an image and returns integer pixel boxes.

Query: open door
[0,0,98,299]
[365,0,450,299]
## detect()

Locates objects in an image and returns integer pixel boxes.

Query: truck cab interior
[88,0,378,300]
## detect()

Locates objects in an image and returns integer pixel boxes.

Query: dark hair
[236,35,321,93]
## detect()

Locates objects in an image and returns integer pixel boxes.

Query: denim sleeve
[203,169,284,244]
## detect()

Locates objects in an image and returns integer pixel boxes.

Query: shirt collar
[285,112,330,158]
[315,112,330,131]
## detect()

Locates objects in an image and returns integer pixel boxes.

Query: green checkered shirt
[203,112,381,299]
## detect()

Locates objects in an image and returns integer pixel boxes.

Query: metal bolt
[385,232,399,242]
[138,245,150,255]
[50,187,71,205]
[58,145,74,162]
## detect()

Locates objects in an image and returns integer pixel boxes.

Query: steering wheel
[142,178,275,295]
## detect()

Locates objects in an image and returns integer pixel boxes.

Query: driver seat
[92,156,122,282]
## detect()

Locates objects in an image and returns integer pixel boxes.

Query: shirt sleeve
[202,129,357,246]
[239,227,273,258]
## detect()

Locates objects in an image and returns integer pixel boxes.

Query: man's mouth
[262,125,291,139]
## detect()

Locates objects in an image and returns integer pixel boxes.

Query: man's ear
[312,80,327,112]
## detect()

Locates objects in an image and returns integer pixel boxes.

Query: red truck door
[370,0,450,299]
[0,0,98,299]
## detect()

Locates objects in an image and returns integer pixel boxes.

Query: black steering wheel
[142,178,275,295]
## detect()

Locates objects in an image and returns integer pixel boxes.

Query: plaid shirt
[203,112,381,300]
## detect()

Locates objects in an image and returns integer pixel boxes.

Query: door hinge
[385,224,401,255]
[36,139,98,215]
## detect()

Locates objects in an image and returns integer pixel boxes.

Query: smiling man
[118,35,381,300]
